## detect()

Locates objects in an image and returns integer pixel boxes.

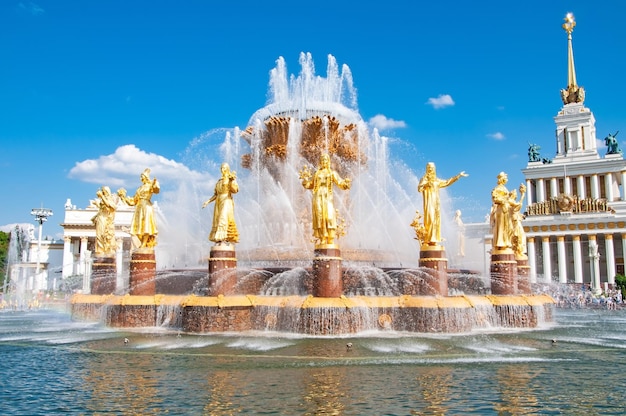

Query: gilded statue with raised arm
[91,185,118,256]
[117,168,160,249]
[300,153,351,246]
[202,162,239,244]
[417,162,468,247]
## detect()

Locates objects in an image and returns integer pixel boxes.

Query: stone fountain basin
[71,293,555,335]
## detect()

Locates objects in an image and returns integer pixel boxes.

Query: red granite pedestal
[516,256,531,294]
[207,245,237,295]
[418,244,448,296]
[490,248,518,295]
[129,250,156,295]
[91,256,116,295]
[313,245,343,298]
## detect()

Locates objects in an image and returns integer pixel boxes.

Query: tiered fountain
[71,53,554,334]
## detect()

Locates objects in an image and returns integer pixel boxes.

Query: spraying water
[156,53,467,270]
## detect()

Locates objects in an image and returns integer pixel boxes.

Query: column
[605,173,614,202]
[557,236,567,283]
[591,174,599,199]
[80,236,89,293]
[621,171,626,201]
[578,175,586,199]
[622,233,626,278]
[526,179,533,205]
[550,177,558,198]
[527,237,537,283]
[564,175,571,195]
[542,237,552,282]
[589,234,601,293]
[537,178,546,203]
[605,234,616,286]
[62,236,73,278]
[572,235,583,284]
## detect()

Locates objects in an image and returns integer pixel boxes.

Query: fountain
[71,53,554,334]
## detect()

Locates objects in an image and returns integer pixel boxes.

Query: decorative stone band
[130,259,157,264]
[314,256,343,261]
[208,257,237,262]
[491,260,517,264]
[419,257,448,262]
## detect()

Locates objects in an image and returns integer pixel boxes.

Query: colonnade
[526,232,625,287]
[525,171,626,205]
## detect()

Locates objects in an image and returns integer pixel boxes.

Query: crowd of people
[543,283,624,309]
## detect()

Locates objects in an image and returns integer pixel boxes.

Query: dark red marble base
[91,256,116,295]
[516,257,531,294]
[419,246,448,296]
[130,251,156,295]
[490,250,518,295]
[207,246,237,295]
[313,247,343,297]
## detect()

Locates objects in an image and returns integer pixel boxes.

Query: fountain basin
[71,293,555,335]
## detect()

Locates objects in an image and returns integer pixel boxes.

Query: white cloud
[426,94,455,109]
[368,114,407,131]
[487,132,505,140]
[17,2,45,15]
[68,144,209,189]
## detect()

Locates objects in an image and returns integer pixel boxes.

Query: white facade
[61,198,135,293]
[466,20,625,292]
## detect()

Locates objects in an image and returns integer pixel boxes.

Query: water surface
[1,307,624,415]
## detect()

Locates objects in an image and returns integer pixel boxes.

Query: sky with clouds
[1,0,625,238]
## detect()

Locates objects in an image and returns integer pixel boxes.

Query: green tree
[0,231,8,291]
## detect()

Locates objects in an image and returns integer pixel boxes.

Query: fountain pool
[1,307,624,414]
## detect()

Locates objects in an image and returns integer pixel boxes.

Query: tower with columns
[519,13,626,292]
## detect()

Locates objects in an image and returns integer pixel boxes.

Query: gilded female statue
[91,186,118,256]
[300,153,351,246]
[417,162,467,247]
[509,187,527,258]
[490,172,511,250]
[118,168,160,249]
[490,172,525,252]
[202,163,239,244]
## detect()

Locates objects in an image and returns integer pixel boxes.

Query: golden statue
[417,162,467,247]
[202,163,239,244]
[91,186,118,256]
[490,172,526,252]
[117,168,160,249]
[300,153,351,246]
[510,187,527,258]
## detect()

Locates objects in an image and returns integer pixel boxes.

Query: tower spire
[560,13,585,104]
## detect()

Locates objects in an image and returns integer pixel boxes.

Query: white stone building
[465,14,625,292]
[60,198,135,293]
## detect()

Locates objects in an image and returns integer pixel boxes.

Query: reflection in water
[415,366,453,415]
[204,371,238,415]
[82,353,162,414]
[495,365,541,414]
[2,309,626,414]
[303,368,347,415]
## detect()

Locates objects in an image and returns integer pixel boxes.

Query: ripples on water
[1,308,625,415]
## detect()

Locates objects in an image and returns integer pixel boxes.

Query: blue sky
[1,0,625,238]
